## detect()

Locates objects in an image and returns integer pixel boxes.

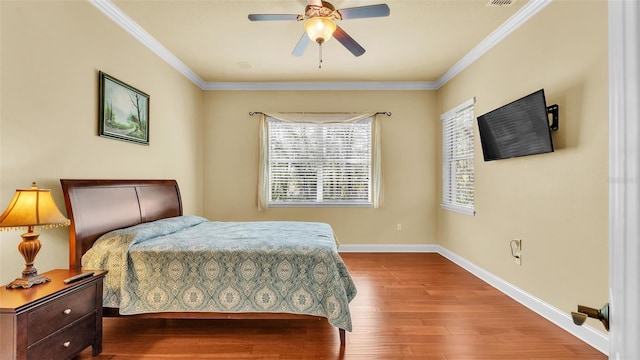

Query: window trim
[441,97,476,216]
[266,117,374,207]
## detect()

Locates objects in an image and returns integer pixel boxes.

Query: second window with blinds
[267,117,373,207]
[441,98,476,215]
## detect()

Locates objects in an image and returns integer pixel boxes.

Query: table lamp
[0,182,70,289]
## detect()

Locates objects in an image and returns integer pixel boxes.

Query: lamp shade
[305,17,337,43]
[0,182,70,231]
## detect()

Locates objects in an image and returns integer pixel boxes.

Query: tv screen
[477,89,554,161]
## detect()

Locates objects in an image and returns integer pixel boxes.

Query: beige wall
[0,1,204,284]
[436,0,608,330]
[203,91,438,246]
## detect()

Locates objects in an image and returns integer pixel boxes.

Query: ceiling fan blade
[292,32,311,57]
[333,26,365,57]
[337,4,390,20]
[248,14,302,21]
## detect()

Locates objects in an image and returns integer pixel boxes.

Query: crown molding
[90,0,552,91]
[435,0,553,88]
[203,81,438,91]
[88,0,206,89]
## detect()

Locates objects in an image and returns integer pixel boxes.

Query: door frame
[608,1,640,358]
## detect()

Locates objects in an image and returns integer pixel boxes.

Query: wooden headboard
[60,179,183,269]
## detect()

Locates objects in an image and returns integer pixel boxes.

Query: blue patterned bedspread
[82,216,356,331]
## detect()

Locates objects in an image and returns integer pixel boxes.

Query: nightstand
[0,269,107,360]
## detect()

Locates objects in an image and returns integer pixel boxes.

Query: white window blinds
[268,118,372,206]
[267,117,372,206]
[441,98,476,215]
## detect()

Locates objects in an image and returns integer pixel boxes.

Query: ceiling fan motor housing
[305,1,338,19]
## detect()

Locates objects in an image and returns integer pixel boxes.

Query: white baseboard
[338,244,609,355]
[338,244,440,252]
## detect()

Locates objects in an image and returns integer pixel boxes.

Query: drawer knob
[63,341,71,348]
[63,308,71,315]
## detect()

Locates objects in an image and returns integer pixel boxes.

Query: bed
[60,179,356,345]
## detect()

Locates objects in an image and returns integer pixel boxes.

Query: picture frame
[98,71,149,145]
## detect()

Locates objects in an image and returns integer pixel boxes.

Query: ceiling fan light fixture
[305,17,336,44]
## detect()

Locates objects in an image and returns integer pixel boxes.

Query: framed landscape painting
[98,71,149,145]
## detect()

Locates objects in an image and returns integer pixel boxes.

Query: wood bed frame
[60,179,346,346]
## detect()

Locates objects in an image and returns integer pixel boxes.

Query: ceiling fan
[248,0,390,67]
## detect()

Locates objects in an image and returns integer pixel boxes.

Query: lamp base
[6,272,51,289]
[6,231,51,289]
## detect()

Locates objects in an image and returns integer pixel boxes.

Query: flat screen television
[477,89,556,162]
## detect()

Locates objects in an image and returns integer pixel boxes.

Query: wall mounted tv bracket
[547,104,559,131]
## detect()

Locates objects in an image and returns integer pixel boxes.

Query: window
[441,98,475,215]
[266,117,373,206]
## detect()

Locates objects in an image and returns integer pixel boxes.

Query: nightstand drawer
[27,312,96,360]
[27,284,97,345]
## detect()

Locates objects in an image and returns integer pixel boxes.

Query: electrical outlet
[396,224,402,231]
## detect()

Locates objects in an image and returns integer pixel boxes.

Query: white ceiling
[96,0,549,89]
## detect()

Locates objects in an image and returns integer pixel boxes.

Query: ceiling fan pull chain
[319,43,323,69]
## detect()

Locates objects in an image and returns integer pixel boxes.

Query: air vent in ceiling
[486,0,515,7]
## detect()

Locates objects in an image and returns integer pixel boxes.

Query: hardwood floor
[76,253,605,359]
